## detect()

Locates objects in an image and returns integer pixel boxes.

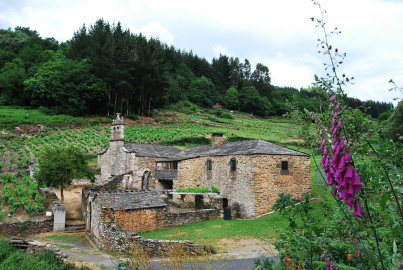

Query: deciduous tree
[35,146,96,204]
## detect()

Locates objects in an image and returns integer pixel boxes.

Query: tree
[223,86,240,109]
[35,146,96,204]
[24,50,108,115]
[0,58,26,105]
[240,86,270,116]
[381,101,403,141]
[251,63,274,97]
[189,76,218,108]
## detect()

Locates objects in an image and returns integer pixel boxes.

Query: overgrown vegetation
[176,185,220,193]
[0,240,86,270]
[0,173,45,221]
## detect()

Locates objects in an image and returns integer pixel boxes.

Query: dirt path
[51,186,84,220]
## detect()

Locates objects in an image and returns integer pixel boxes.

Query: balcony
[155,169,178,180]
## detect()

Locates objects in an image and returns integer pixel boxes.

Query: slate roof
[164,139,308,161]
[94,190,166,210]
[122,142,181,158]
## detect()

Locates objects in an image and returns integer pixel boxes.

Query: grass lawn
[139,210,289,248]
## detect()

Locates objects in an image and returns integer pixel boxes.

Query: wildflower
[354,199,363,219]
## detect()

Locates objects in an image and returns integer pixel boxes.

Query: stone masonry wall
[91,226,205,257]
[253,154,311,216]
[176,155,256,219]
[164,209,221,228]
[98,140,133,182]
[0,218,53,236]
[110,207,166,233]
[133,156,166,190]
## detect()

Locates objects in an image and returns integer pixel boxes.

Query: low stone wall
[9,239,68,260]
[164,209,221,228]
[0,218,53,236]
[90,225,207,257]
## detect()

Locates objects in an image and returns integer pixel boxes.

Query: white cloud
[212,45,233,58]
[137,21,175,45]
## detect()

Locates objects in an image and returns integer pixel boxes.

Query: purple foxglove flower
[331,153,341,167]
[346,194,354,209]
[334,112,338,118]
[354,199,363,219]
[324,149,328,155]
[334,171,342,184]
[337,120,342,128]
[344,165,354,182]
[344,151,352,162]
[338,156,346,172]
[338,191,346,200]
[335,144,341,156]
[339,139,345,149]
[354,238,358,244]
[332,127,338,135]
[347,184,354,196]
[352,171,363,193]
[333,135,338,144]
[357,249,361,257]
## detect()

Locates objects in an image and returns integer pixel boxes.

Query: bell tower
[110,113,125,141]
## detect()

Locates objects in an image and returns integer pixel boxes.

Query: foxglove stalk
[317,91,364,219]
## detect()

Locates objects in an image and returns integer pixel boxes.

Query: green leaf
[381,191,392,210]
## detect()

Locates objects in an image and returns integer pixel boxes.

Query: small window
[281,161,288,170]
[230,157,236,172]
[207,159,212,171]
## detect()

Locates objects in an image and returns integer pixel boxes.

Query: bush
[127,114,139,121]
[220,112,234,120]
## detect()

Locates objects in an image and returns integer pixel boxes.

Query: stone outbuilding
[97,115,311,219]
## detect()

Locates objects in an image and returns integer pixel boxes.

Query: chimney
[211,133,225,148]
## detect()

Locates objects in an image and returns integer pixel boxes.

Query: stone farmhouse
[95,114,311,220]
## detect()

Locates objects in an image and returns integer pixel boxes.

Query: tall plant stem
[312,156,372,260]
[363,198,385,270]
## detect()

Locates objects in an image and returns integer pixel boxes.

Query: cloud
[212,45,233,59]
[137,21,175,45]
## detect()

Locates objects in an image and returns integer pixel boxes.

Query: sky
[1,0,402,105]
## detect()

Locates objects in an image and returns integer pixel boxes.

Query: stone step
[64,223,86,233]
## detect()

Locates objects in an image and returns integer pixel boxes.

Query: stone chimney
[211,133,225,148]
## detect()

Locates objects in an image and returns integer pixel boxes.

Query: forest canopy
[0,21,393,118]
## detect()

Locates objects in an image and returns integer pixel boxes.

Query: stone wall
[176,155,256,219]
[0,218,53,236]
[98,140,132,181]
[82,173,129,225]
[90,225,206,257]
[134,156,166,190]
[106,207,167,233]
[164,209,221,228]
[253,154,311,216]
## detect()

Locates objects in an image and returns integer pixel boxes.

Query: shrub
[220,112,234,120]
[127,114,139,121]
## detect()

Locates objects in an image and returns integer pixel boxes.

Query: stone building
[97,115,311,219]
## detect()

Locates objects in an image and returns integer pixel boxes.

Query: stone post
[53,204,66,232]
